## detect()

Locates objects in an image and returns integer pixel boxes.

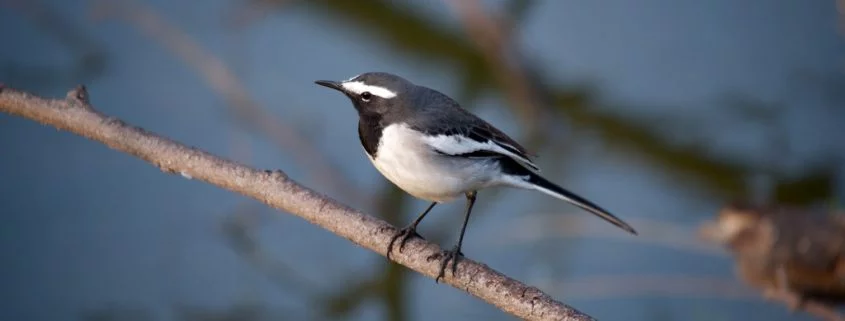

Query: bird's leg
[387,202,437,260]
[430,191,477,283]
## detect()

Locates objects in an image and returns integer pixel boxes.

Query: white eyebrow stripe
[341,81,397,99]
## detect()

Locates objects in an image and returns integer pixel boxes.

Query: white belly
[368,123,499,202]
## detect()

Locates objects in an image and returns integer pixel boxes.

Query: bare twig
[89,0,364,201]
[0,85,596,321]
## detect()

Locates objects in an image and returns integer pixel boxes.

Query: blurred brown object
[700,201,845,320]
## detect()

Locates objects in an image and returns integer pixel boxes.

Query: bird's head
[315,72,415,118]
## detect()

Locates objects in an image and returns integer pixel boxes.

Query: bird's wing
[416,116,540,173]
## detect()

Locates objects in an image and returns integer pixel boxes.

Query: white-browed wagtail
[316,72,636,282]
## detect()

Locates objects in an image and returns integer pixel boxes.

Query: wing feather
[421,124,540,172]
[410,88,539,172]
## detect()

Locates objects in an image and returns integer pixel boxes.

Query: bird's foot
[386,226,423,260]
[427,246,464,283]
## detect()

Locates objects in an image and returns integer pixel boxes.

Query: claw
[387,227,423,260]
[428,246,464,283]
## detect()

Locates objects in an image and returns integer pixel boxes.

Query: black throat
[357,113,383,158]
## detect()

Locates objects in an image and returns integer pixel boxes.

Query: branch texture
[0,85,596,321]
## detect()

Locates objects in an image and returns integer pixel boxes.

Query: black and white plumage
[316,72,636,281]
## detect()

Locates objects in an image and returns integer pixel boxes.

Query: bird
[315,72,637,282]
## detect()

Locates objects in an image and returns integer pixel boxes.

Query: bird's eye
[361,92,372,101]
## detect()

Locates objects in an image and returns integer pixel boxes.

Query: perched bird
[700,201,845,318]
[315,72,637,281]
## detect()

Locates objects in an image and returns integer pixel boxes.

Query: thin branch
[0,85,596,321]
[89,0,364,201]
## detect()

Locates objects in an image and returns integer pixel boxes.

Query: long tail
[524,172,637,235]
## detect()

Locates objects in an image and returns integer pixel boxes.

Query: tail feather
[526,173,637,235]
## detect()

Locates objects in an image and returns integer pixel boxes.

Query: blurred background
[1,0,845,320]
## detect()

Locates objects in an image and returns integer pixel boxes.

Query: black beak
[314,80,343,91]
